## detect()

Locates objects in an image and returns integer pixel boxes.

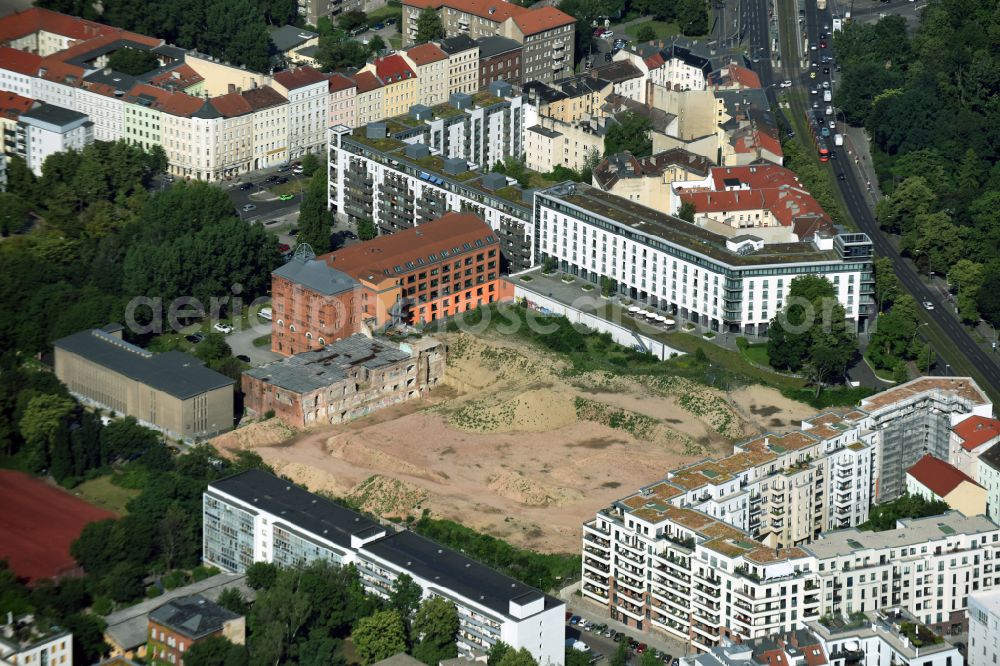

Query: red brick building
[321,212,511,327]
[475,35,522,89]
[270,247,361,356]
[147,595,245,666]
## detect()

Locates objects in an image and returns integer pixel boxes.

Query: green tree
[497,647,538,666]
[337,9,367,31]
[368,34,386,55]
[353,609,407,665]
[675,0,708,35]
[876,176,935,235]
[600,276,617,298]
[388,573,422,619]
[62,612,108,665]
[196,332,234,364]
[414,7,444,44]
[298,169,334,253]
[5,156,37,203]
[0,193,32,236]
[873,256,899,313]
[678,200,696,222]
[107,47,160,75]
[860,492,949,531]
[488,642,514,666]
[316,38,369,70]
[357,219,378,241]
[604,113,652,157]
[411,596,458,664]
[867,294,920,372]
[634,24,657,41]
[610,641,628,666]
[948,259,985,324]
[185,635,249,666]
[18,393,75,474]
[978,272,1000,328]
[246,562,279,590]
[566,649,591,666]
[300,152,321,177]
[640,651,662,666]
[248,569,313,665]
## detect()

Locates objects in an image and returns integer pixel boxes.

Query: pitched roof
[320,213,495,283]
[511,6,575,35]
[727,63,762,89]
[209,90,253,118]
[592,59,643,83]
[374,54,415,82]
[272,65,327,89]
[0,90,36,120]
[907,454,982,498]
[146,64,204,91]
[124,83,205,116]
[405,42,448,66]
[403,0,524,23]
[0,46,43,75]
[354,70,383,94]
[0,7,109,43]
[148,595,241,640]
[273,255,359,296]
[438,35,479,54]
[953,416,1000,452]
[475,35,521,58]
[241,85,287,111]
[327,72,357,93]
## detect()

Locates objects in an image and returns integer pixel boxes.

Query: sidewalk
[558,584,692,658]
[841,124,882,208]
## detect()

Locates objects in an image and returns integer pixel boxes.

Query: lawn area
[75,475,140,515]
[624,21,681,41]
[265,179,307,197]
[252,334,272,347]
[740,342,771,367]
[366,2,401,24]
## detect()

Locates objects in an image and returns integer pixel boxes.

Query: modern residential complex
[969,589,1000,666]
[54,324,234,441]
[582,377,999,651]
[202,470,566,665]
[242,334,446,427]
[979,443,1000,525]
[535,182,874,335]
[16,102,92,175]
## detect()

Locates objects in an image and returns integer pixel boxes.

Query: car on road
[279,193,295,201]
[825,105,833,115]
[276,176,289,184]
[277,164,290,172]
[820,40,827,48]
[812,101,819,109]
[810,44,817,50]
[386,17,396,25]
[810,71,817,79]
[239,182,254,191]
[242,203,257,212]
[278,243,291,253]
[822,80,830,89]
[214,322,233,334]
[236,354,251,363]
[829,120,836,129]
[780,80,792,87]
[824,66,830,74]
[569,616,581,626]
[923,301,935,310]
[266,175,280,182]
[838,172,846,180]
[185,333,204,343]
[811,87,819,95]
[637,644,647,654]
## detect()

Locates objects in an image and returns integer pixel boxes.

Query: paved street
[225,167,308,224]
[226,324,281,367]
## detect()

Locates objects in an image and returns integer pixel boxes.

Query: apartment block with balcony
[328,121,534,273]
[535,182,874,336]
[203,470,565,665]
[500,7,575,84]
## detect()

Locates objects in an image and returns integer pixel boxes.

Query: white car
[780,80,793,87]
[829,120,836,129]
[214,322,234,334]
[822,80,830,89]
[825,106,833,115]
[259,307,273,321]
[922,301,934,310]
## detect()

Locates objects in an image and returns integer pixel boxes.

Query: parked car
[780,79,792,87]
[292,165,304,174]
[278,243,291,253]
[266,175,280,182]
[279,193,295,201]
[386,17,396,25]
[288,228,299,236]
[565,611,573,622]
[276,164,291,172]
[570,616,581,626]
[922,300,934,310]
[604,52,613,61]
[214,322,233,334]
[662,655,673,664]
[236,354,251,363]
[239,182,254,190]
[637,644,648,654]
[185,333,204,343]
[612,632,624,642]
[241,203,257,212]
[372,22,385,30]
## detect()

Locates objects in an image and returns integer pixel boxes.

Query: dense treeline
[834,2,1000,325]
[0,142,279,358]
[35,0,296,72]
[859,492,949,532]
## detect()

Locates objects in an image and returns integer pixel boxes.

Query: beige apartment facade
[525,118,602,173]
[54,325,234,441]
[439,36,479,95]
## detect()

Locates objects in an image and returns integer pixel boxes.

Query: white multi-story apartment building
[583,377,998,653]
[203,470,565,666]
[969,589,1000,666]
[978,444,1000,525]
[535,182,875,335]
[271,67,329,160]
[0,618,73,666]
[17,102,92,175]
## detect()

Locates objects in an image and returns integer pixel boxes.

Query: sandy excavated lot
[213,331,817,553]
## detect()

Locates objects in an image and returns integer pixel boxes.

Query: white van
[259,307,272,321]
[823,90,832,102]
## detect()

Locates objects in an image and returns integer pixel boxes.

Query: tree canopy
[411,597,459,665]
[414,7,444,44]
[106,47,160,75]
[353,609,408,665]
[604,112,652,158]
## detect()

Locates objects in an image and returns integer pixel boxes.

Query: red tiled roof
[907,454,982,498]
[272,66,327,89]
[374,54,415,82]
[327,72,356,93]
[726,64,761,89]
[353,71,383,94]
[403,0,524,23]
[953,416,1000,452]
[0,7,108,43]
[125,83,205,116]
[511,6,574,35]
[320,213,495,282]
[0,90,35,120]
[37,57,85,85]
[210,90,253,118]
[644,53,665,69]
[147,64,204,90]
[241,85,287,111]
[405,42,447,66]
[0,47,42,75]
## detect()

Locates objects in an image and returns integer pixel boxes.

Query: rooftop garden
[898,621,944,647]
[351,127,405,152]
[819,611,868,631]
[430,102,466,119]
[471,90,505,107]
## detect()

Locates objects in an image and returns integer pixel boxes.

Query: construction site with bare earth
[212,328,818,554]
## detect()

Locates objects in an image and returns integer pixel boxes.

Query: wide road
[764,0,1000,400]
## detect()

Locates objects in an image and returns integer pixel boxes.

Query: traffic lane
[227,179,306,223]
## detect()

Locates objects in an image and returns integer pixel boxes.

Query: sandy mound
[446,387,577,433]
[212,418,297,450]
[348,475,428,517]
[325,433,449,483]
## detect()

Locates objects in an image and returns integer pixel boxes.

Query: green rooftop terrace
[351,127,405,152]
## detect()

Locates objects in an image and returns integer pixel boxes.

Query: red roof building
[374,54,416,83]
[354,71,383,94]
[0,90,36,120]
[907,454,982,499]
[953,416,1000,452]
[510,6,574,35]
[0,47,43,75]
[405,42,448,66]
[272,66,328,90]
[327,72,357,93]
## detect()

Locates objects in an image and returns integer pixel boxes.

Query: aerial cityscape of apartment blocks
[203,470,566,665]
[583,377,999,650]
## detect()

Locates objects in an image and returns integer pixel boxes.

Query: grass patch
[366,2,402,25]
[520,275,533,282]
[624,20,680,40]
[252,334,272,347]
[75,474,140,515]
[266,179,306,197]
[740,343,771,367]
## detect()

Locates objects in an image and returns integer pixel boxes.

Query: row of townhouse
[400,0,575,84]
[0,8,530,181]
[581,376,997,652]
[202,469,565,665]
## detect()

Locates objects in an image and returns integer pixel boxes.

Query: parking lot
[565,612,685,666]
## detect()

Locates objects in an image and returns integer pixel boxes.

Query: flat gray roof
[20,103,87,127]
[244,334,411,394]
[54,328,234,399]
[805,511,999,559]
[270,24,318,52]
[527,124,561,139]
